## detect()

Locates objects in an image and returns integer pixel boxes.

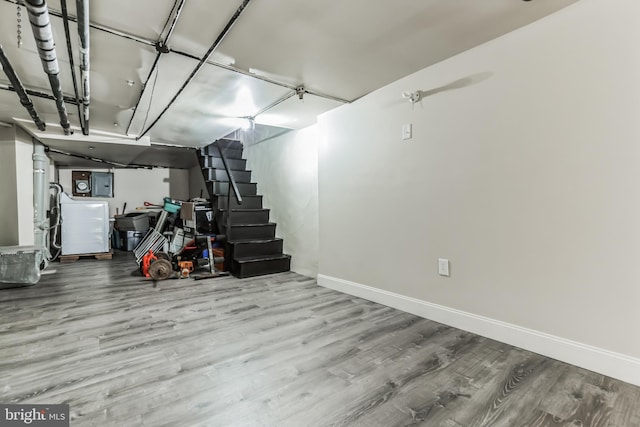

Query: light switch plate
[402,123,412,140]
[438,258,450,276]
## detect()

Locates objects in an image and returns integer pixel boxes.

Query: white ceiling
[0,0,580,167]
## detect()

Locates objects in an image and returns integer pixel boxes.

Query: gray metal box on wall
[91,172,113,197]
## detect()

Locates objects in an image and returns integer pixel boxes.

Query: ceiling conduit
[126,0,187,135]
[2,0,350,105]
[0,43,46,131]
[24,0,72,135]
[137,0,253,140]
[75,0,90,135]
[60,0,85,134]
[0,83,78,105]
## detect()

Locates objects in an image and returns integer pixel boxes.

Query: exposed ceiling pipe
[126,0,187,135]
[0,83,78,105]
[2,0,350,104]
[0,44,46,131]
[60,0,85,134]
[24,0,72,135]
[75,0,90,135]
[136,0,253,140]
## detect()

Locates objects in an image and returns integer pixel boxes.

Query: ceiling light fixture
[402,91,421,104]
[125,80,135,87]
[240,117,255,131]
[113,122,119,127]
[295,85,306,100]
[88,146,94,150]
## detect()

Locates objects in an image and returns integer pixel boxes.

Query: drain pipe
[0,44,46,131]
[76,0,90,135]
[24,0,72,135]
[33,140,50,261]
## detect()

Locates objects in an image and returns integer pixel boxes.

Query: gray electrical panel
[91,172,114,198]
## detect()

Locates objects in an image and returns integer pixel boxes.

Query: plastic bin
[123,231,145,251]
[116,213,150,232]
[0,246,45,287]
[163,197,181,214]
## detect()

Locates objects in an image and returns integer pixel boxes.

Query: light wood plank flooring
[1,252,639,426]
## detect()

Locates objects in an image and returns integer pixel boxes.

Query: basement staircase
[197,139,291,278]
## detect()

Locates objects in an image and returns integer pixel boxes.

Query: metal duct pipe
[76,0,90,134]
[0,44,46,131]
[24,0,72,135]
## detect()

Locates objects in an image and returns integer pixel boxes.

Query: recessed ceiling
[0,0,580,167]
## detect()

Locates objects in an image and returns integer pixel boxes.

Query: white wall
[245,127,320,277]
[57,168,190,217]
[189,165,207,199]
[0,127,18,246]
[317,0,640,383]
[0,127,35,247]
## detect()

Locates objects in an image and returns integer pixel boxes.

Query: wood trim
[317,274,640,387]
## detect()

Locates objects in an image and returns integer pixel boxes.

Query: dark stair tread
[199,157,247,169]
[230,222,276,227]
[210,196,260,200]
[219,208,268,212]
[234,254,291,263]
[228,238,283,244]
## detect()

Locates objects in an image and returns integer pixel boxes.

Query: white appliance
[60,193,110,255]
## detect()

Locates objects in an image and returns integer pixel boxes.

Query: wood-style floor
[1,253,639,427]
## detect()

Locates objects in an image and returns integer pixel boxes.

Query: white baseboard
[317,274,640,387]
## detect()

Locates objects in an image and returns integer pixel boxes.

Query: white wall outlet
[402,123,412,140]
[438,258,450,277]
